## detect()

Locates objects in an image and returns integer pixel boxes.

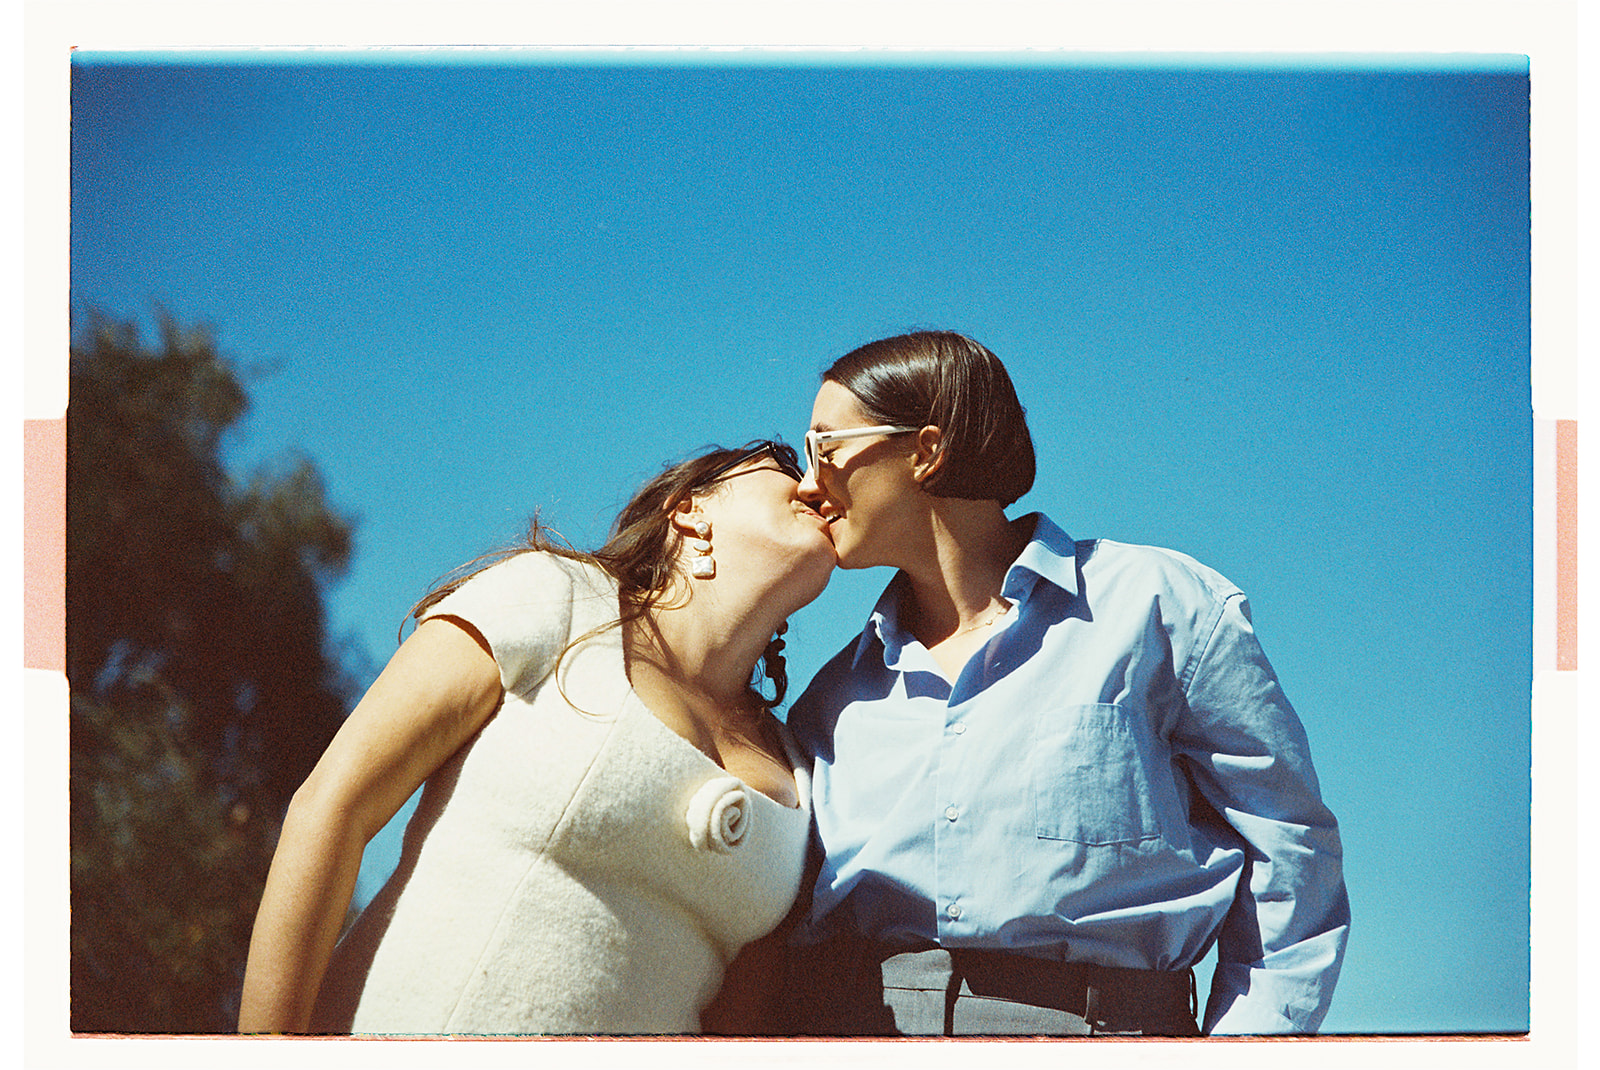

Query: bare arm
[237,617,503,1033]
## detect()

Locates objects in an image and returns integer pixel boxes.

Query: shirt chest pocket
[1031,703,1162,845]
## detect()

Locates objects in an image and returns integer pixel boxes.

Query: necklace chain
[951,600,1012,637]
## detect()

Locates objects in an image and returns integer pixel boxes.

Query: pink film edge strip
[24,417,66,674]
[1555,420,1577,671]
[24,415,1579,673]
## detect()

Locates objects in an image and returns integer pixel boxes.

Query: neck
[898,501,1030,643]
[624,573,785,717]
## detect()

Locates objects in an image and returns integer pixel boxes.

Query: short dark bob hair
[824,331,1035,507]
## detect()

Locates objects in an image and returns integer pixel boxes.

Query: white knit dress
[309,552,812,1035]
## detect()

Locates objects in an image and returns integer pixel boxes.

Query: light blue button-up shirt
[787,513,1350,1034]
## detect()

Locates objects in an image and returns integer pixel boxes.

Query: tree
[67,312,358,1032]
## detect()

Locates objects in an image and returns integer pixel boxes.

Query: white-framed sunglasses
[803,424,920,473]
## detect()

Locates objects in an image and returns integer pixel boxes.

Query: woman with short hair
[783,331,1349,1036]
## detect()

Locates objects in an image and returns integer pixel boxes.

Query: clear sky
[68,50,1532,1035]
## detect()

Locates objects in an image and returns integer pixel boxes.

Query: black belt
[875,944,1199,1035]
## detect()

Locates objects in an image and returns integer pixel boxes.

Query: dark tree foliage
[68,312,358,1033]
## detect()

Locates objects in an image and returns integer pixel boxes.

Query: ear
[669,496,705,537]
[911,425,945,484]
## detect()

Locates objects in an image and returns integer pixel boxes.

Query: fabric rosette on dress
[685,776,751,854]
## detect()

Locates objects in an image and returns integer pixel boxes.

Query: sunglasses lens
[764,442,800,482]
[703,443,803,485]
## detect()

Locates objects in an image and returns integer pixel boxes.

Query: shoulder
[475,548,607,589]
[421,551,618,697]
[426,551,614,616]
[1079,538,1243,604]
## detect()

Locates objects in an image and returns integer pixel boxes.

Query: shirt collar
[851,512,1080,670]
[1003,512,1081,603]
[853,573,913,670]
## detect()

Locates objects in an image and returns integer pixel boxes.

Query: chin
[831,545,878,571]
[827,524,886,571]
[805,565,834,602]
[778,555,834,612]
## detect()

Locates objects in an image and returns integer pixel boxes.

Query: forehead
[809,380,871,430]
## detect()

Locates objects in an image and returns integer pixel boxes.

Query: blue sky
[68,51,1532,1035]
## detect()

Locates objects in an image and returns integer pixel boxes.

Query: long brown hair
[408,441,798,710]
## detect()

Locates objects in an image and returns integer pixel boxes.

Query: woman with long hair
[238,440,834,1035]
[781,331,1349,1036]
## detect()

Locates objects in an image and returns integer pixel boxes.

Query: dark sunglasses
[700,441,805,486]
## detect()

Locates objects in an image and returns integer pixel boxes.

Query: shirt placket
[930,691,976,940]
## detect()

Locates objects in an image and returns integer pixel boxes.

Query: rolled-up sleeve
[1176,591,1351,1034]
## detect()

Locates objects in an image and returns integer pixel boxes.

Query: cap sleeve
[418,552,580,698]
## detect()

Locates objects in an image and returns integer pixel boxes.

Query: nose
[797,464,825,505]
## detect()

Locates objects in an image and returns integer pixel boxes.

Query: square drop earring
[689,520,716,579]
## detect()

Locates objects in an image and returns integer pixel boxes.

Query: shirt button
[944,806,960,822]
[950,722,967,735]
[946,903,962,920]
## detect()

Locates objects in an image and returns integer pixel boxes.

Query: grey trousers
[780,941,1200,1037]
